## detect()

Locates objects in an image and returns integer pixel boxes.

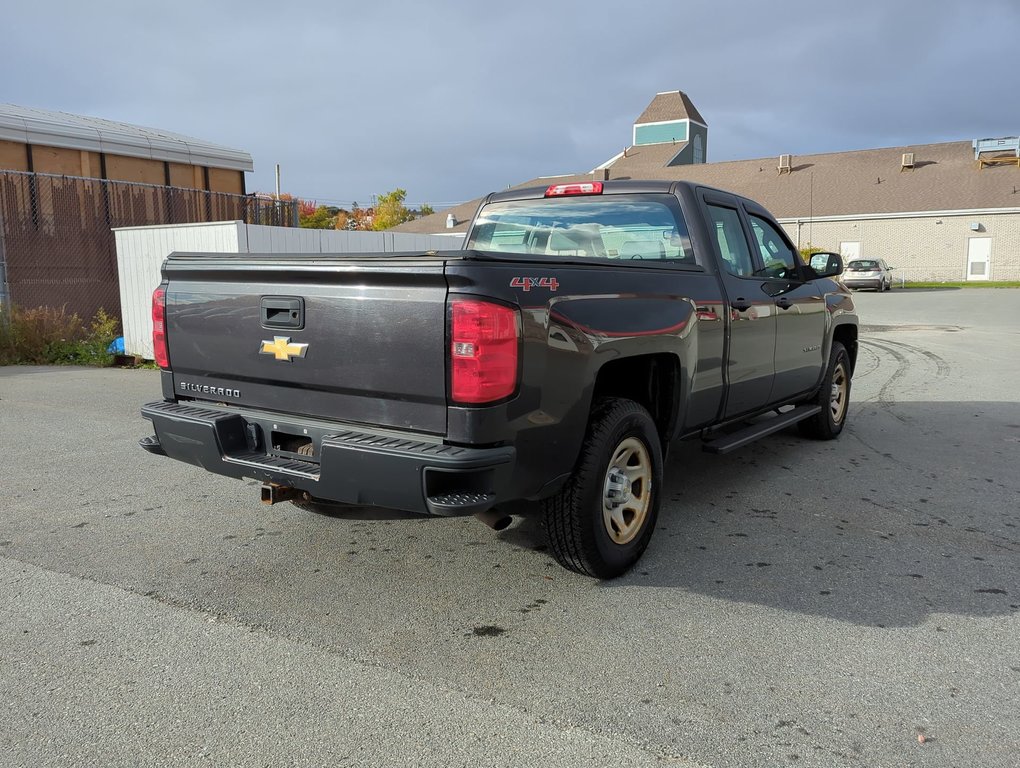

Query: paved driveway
[1,288,1018,767]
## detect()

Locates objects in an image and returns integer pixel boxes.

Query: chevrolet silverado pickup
[140,180,858,578]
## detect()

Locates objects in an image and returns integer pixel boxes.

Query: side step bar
[702,405,822,455]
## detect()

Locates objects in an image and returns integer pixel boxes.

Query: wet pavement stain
[470,625,506,637]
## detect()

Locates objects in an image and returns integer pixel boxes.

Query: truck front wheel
[799,341,851,440]
[543,398,662,578]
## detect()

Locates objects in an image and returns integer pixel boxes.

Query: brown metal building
[0,104,256,318]
[0,104,251,194]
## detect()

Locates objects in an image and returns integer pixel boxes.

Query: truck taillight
[449,299,519,404]
[545,181,603,197]
[152,284,169,369]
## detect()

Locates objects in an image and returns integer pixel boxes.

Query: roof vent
[974,136,1020,169]
[901,152,915,171]
[593,168,609,181]
[446,213,456,229]
[777,154,792,175]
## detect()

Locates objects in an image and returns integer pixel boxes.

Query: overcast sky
[4,1,1018,210]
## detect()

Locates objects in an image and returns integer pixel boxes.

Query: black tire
[542,398,662,579]
[799,341,851,440]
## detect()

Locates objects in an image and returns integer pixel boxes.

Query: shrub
[799,244,826,261]
[0,304,119,366]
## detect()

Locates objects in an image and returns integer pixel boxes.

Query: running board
[702,405,822,455]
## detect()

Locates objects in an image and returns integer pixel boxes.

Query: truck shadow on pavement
[506,400,1020,628]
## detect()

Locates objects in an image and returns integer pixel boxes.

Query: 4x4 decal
[510,277,559,292]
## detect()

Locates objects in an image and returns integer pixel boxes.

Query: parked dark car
[844,258,894,291]
[140,180,858,578]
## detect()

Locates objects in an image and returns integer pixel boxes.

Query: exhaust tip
[474,509,513,531]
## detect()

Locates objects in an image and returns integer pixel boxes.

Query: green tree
[372,188,415,230]
[419,203,434,217]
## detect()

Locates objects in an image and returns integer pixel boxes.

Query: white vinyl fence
[115,221,465,359]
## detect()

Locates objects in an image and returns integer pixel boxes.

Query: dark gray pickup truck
[141,180,857,578]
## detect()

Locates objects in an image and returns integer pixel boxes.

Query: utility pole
[275,164,281,199]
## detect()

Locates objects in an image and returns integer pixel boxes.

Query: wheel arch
[591,352,683,450]
[831,322,859,374]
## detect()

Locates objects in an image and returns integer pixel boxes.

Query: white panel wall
[115,222,465,359]
[115,222,242,360]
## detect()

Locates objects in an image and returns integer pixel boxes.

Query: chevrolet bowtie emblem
[260,336,309,362]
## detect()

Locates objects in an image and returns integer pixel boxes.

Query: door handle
[731,298,752,312]
[775,297,792,310]
[261,296,305,330]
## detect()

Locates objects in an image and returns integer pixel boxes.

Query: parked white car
[844,259,894,291]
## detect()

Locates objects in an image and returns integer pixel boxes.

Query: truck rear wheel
[542,398,662,578]
[799,341,851,440]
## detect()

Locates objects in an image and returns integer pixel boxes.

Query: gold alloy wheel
[601,437,652,545]
[830,361,849,424]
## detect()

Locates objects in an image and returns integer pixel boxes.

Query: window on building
[693,134,704,164]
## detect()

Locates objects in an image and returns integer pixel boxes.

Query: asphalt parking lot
[2,288,1018,767]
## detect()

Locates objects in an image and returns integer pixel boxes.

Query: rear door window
[706,204,754,277]
[466,195,697,265]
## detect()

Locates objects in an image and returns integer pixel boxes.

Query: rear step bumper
[140,401,514,516]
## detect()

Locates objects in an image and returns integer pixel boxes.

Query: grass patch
[900,281,1020,289]
[0,304,120,366]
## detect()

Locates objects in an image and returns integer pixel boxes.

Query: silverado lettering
[179,382,240,398]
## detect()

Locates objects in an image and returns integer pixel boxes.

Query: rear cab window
[466,194,698,266]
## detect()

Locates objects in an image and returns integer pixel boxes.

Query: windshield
[465,195,696,264]
[848,260,879,270]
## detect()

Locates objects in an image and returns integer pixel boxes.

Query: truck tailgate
[163,253,449,435]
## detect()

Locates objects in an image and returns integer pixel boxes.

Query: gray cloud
[4,0,1017,208]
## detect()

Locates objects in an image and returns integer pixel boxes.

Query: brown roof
[393,140,1019,234]
[393,198,479,234]
[605,140,1017,218]
[635,90,706,126]
[603,142,688,169]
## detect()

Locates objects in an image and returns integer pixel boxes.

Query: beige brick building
[397,91,1020,282]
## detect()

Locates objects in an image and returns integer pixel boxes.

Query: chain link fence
[0,170,298,322]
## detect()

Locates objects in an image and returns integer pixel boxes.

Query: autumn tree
[298,201,336,229]
[336,206,374,230]
[372,188,416,230]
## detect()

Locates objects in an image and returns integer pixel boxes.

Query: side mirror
[809,252,843,278]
